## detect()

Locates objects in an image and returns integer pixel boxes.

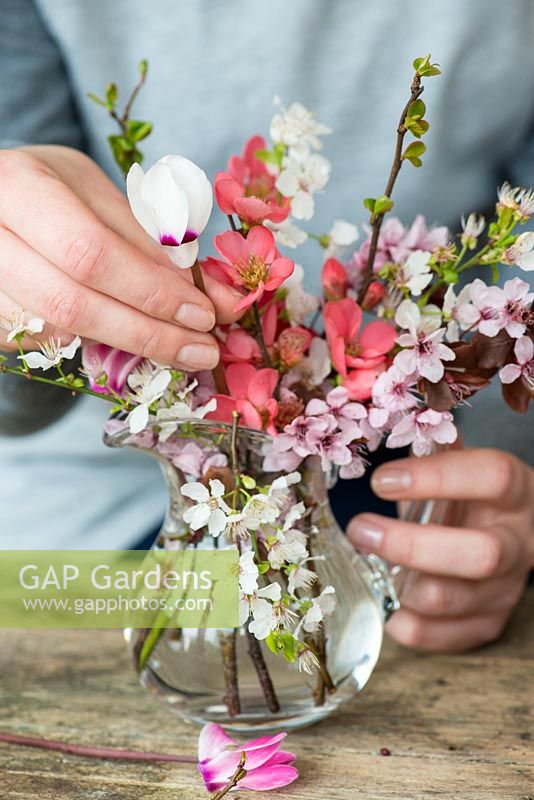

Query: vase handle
[363,497,448,621]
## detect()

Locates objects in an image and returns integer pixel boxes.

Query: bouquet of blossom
[2,55,533,723]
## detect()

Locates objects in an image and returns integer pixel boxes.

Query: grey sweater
[1,0,533,547]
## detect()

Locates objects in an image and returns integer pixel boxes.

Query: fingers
[370,448,530,510]
[401,572,527,618]
[0,228,220,370]
[347,513,521,578]
[10,147,243,326]
[385,607,509,653]
[0,154,223,333]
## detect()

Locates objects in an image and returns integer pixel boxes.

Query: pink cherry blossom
[386,408,457,456]
[208,363,279,434]
[306,423,356,471]
[324,297,396,377]
[214,227,295,313]
[457,279,505,337]
[500,336,534,388]
[156,439,227,478]
[275,413,336,458]
[348,215,449,284]
[321,257,348,300]
[395,327,455,383]
[500,277,534,338]
[81,344,142,395]
[372,364,419,413]
[306,385,366,434]
[214,135,289,226]
[198,722,298,793]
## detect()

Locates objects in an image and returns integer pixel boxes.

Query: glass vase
[104,419,442,733]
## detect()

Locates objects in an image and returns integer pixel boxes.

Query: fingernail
[175,303,215,331]
[371,468,412,496]
[349,517,384,551]
[176,344,219,370]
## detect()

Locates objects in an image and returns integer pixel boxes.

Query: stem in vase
[219,631,241,717]
[246,629,281,714]
[251,301,272,368]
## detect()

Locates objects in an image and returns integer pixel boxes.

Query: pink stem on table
[0,732,196,764]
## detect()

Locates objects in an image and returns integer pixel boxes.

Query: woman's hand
[0,145,242,367]
[348,448,534,652]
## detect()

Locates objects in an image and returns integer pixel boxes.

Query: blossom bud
[321,258,348,300]
[361,281,386,311]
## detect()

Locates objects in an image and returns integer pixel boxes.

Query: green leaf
[138,59,149,78]
[363,197,376,213]
[87,92,107,108]
[442,266,459,284]
[402,140,427,167]
[405,117,429,138]
[106,83,118,108]
[407,99,426,119]
[257,561,270,574]
[413,54,441,77]
[126,120,153,142]
[374,195,394,215]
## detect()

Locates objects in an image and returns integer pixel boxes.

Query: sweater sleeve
[0,0,86,435]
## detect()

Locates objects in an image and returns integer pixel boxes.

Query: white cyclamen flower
[18,335,80,371]
[1,311,44,343]
[276,153,331,220]
[127,155,212,268]
[181,478,231,537]
[126,366,171,434]
[270,99,331,158]
[502,231,534,272]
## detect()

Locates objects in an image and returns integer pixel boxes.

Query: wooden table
[0,590,533,800]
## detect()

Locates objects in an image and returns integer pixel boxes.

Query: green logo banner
[0,550,239,629]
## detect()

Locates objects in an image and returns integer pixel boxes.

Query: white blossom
[270,98,331,159]
[324,219,359,259]
[276,154,331,220]
[265,219,308,249]
[442,283,476,341]
[180,478,230,537]
[18,335,80,371]
[126,365,171,434]
[397,250,433,297]
[283,263,319,325]
[267,528,308,570]
[0,311,44,343]
[503,231,534,272]
[460,213,485,248]
[299,585,336,634]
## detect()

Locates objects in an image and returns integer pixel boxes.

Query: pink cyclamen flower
[395,327,455,384]
[386,408,457,457]
[214,135,290,226]
[324,297,397,376]
[82,344,142,395]
[500,336,534,388]
[321,257,348,300]
[214,226,295,313]
[198,722,298,793]
[208,363,279,434]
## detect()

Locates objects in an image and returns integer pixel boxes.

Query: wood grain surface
[0,590,532,799]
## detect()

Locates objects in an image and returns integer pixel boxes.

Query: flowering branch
[252,302,272,368]
[357,55,439,304]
